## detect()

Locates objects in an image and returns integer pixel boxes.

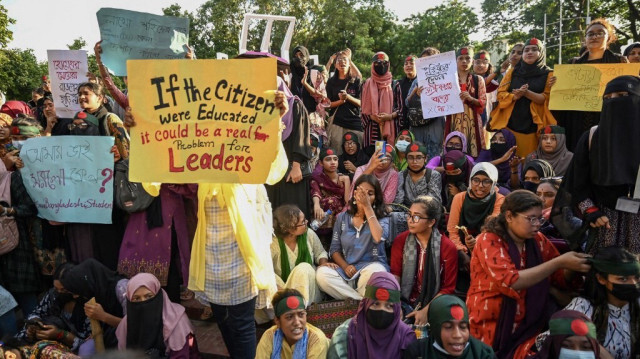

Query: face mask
[611,283,640,302]
[408,166,425,174]
[291,57,307,69]
[12,140,25,150]
[365,308,395,330]
[558,348,595,359]
[522,181,539,193]
[447,173,465,184]
[395,140,410,152]
[490,143,509,158]
[373,63,389,76]
[445,146,460,153]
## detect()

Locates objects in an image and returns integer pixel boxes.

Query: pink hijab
[361,61,395,144]
[115,273,193,352]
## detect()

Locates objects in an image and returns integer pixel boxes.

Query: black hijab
[60,258,125,317]
[590,75,640,187]
[624,43,640,58]
[290,45,316,114]
[126,293,166,354]
[338,131,369,175]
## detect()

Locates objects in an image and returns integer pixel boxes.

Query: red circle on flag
[410,144,419,152]
[450,306,464,320]
[531,38,539,45]
[286,296,300,309]
[461,48,468,55]
[479,53,486,59]
[77,112,87,119]
[544,126,552,134]
[570,319,589,336]
[345,134,352,140]
[327,149,334,155]
[375,288,390,301]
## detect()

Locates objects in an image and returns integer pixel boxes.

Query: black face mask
[445,146,461,153]
[291,57,307,69]
[408,166,425,174]
[365,308,395,330]
[611,283,640,302]
[446,173,465,184]
[490,143,509,158]
[522,181,539,193]
[373,63,389,76]
[71,124,100,136]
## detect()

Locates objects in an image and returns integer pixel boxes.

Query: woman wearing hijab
[115,273,198,358]
[489,38,556,158]
[327,272,416,359]
[266,76,313,218]
[403,295,495,359]
[624,43,640,63]
[553,75,640,255]
[338,132,369,180]
[532,310,604,359]
[361,52,404,147]
[311,148,350,242]
[427,131,475,172]
[525,126,573,176]
[466,190,591,359]
[352,144,399,205]
[475,129,517,189]
[289,45,317,115]
[393,129,415,171]
[553,18,628,151]
[445,47,487,158]
[0,101,32,119]
[441,150,475,211]
[511,158,555,192]
[448,163,505,295]
[59,259,128,348]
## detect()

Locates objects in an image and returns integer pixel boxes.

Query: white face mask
[12,140,26,150]
[558,348,596,359]
[395,140,410,152]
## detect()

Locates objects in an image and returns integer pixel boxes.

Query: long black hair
[483,190,543,238]
[347,174,388,218]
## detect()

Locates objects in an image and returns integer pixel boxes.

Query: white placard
[415,51,463,118]
[47,50,89,118]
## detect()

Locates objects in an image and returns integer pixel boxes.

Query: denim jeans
[210,297,257,359]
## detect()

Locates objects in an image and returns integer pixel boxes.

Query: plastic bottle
[310,209,332,231]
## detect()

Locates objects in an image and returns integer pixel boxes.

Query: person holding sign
[489,38,556,158]
[361,52,404,147]
[553,18,628,152]
[444,47,487,158]
[554,75,640,255]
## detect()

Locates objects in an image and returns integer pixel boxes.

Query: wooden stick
[88,297,105,353]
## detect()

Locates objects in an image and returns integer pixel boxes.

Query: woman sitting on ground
[394,142,442,208]
[427,131,475,173]
[256,289,330,359]
[352,145,399,205]
[524,126,573,177]
[271,204,335,305]
[337,132,369,180]
[511,158,555,192]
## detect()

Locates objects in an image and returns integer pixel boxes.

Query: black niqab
[126,293,166,354]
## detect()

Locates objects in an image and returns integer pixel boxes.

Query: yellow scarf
[188,142,288,296]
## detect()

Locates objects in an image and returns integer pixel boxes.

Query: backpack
[114,159,155,213]
[0,216,19,255]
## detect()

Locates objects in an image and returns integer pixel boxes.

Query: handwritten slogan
[415,51,463,117]
[47,50,89,118]
[127,58,280,183]
[20,136,115,224]
[96,8,190,76]
[549,63,640,111]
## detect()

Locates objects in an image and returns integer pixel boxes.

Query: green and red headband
[588,258,640,276]
[456,47,474,58]
[343,132,359,145]
[73,111,99,127]
[540,125,565,135]
[549,317,597,339]
[11,125,40,136]
[319,148,338,161]
[445,156,467,171]
[364,285,401,303]
[525,37,544,51]
[275,295,306,317]
[372,52,390,63]
[405,55,417,63]
[406,142,427,155]
[474,51,490,61]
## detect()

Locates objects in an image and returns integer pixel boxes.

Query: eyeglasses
[586,31,607,38]
[473,59,489,65]
[67,123,88,130]
[405,213,432,223]
[471,178,493,187]
[516,213,546,226]
[295,218,309,227]
[407,155,425,162]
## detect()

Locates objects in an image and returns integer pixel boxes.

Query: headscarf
[116,273,193,352]
[394,129,415,170]
[362,52,395,142]
[338,132,369,174]
[442,150,474,185]
[277,230,312,283]
[510,38,552,89]
[623,43,640,59]
[532,310,599,359]
[444,131,468,154]
[531,126,573,176]
[277,76,299,141]
[370,144,397,191]
[0,113,12,127]
[424,295,495,359]
[459,163,499,236]
[590,75,640,187]
[347,272,416,359]
[0,100,32,119]
[521,159,555,182]
[59,258,126,317]
[479,129,516,184]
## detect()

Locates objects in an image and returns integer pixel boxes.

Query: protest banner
[47,50,88,118]
[415,51,463,118]
[549,63,640,111]
[20,136,115,224]
[127,57,280,183]
[96,8,190,76]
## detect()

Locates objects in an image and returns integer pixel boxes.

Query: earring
[373,203,376,209]
[352,199,356,204]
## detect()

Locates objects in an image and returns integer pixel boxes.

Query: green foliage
[0,48,47,101]
[0,0,15,48]
[67,37,87,50]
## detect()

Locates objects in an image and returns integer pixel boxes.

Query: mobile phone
[26,319,46,330]
[375,140,386,158]
[5,143,17,153]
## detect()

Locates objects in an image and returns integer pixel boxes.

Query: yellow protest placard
[549,63,640,111]
[127,58,279,183]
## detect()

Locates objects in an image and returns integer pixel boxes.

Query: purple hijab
[277,76,298,141]
[347,272,416,359]
[476,129,516,184]
[444,131,468,154]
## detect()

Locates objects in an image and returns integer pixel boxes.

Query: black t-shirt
[326,76,362,131]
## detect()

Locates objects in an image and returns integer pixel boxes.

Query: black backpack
[114,159,155,213]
